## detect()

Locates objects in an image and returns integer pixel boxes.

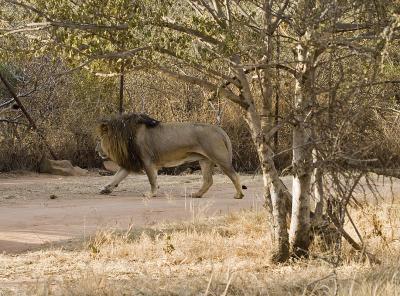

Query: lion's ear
[137,114,160,127]
[100,123,108,134]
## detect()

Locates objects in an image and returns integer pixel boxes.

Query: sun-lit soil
[1,172,400,295]
[0,172,265,254]
[1,206,400,296]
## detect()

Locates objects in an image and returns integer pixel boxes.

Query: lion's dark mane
[98,113,160,172]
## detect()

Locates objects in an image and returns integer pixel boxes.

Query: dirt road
[1,172,399,254]
[0,172,266,254]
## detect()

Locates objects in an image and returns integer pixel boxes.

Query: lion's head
[95,141,109,160]
[95,113,160,172]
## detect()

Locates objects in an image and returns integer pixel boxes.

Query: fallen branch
[367,168,400,179]
[0,118,29,126]
[0,71,57,159]
[327,211,381,264]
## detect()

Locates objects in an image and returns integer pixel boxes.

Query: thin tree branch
[0,23,51,36]
[268,0,290,35]
[159,20,223,46]
[332,23,373,33]
[241,63,299,78]
[0,118,29,126]
[196,0,227,29]
[0,98,15,108]
[0,87,38,108]
[156,47,241,87]
[156,66,248,108]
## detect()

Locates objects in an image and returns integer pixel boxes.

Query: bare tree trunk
[233,54,290,262]
[290,127,312,257]
[261,64,275,210]
[244,107,290,262]
[261,149,290,262]
[289,41,314,257]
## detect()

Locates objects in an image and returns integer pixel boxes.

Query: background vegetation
[1,1,397,175]
[1,0,400,263]
[0,57,265,172]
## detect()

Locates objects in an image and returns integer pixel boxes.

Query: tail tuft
[242,185,247,190]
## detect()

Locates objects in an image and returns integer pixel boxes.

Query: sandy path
[1,172,399,254]
[0,173,265,254]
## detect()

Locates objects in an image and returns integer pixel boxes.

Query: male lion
[96,113,246,199]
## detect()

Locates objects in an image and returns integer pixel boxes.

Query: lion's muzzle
[95,141,110,160]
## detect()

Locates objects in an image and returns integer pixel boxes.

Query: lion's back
[149,122,228,144]
[140,122,232,162]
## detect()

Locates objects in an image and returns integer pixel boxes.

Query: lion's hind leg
[193,159,214,198]
[204,143,244,200]
[218,163,244,199]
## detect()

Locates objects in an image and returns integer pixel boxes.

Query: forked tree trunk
[289,41,314,257]
[259,2,286,214]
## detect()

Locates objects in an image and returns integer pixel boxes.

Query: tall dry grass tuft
[1,202,400,295]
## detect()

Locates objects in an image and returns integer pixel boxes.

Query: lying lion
[96,113,246,199]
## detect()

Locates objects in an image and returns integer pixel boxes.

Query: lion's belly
[156,153,204,168]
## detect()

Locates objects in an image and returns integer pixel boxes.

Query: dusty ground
[1,171,399,255]
[1,172,400,295]
[0,171,267,254]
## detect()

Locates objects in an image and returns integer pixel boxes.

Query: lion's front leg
[193,159,214,198]
[143,164,158,197]
[100,168,129,195]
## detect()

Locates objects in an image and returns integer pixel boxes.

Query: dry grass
[1,201,400,296]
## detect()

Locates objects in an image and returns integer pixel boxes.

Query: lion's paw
[143,192,157,198]
[100,187,113,195]
[234,193,244,199]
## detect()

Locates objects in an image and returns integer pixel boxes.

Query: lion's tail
[218,128,233,163]
[218,127,248,190]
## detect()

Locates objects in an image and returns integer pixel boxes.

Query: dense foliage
[1,0,400,261]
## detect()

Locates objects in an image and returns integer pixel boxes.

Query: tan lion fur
[96,112,245,199]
